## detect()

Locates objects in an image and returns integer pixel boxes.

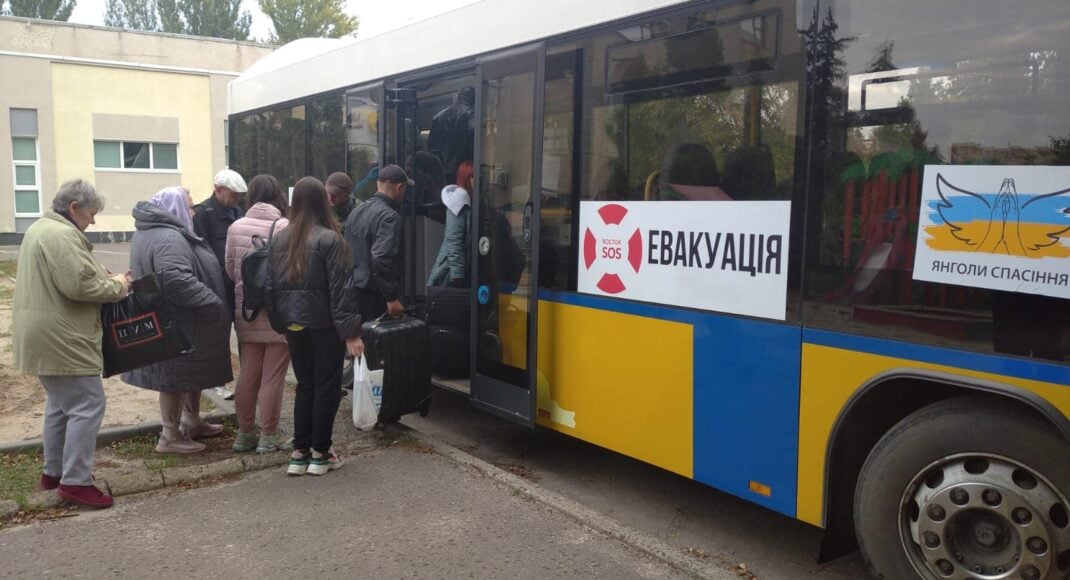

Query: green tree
[104,0,158,31]
[156,0,182,33]
[258,0,358,44]
[9,0,76,21]
[179,0,250,41]
[104,0,250,40]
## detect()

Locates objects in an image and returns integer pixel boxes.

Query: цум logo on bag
[111,313,165,349]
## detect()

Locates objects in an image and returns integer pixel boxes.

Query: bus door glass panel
[471,46,542,425]
[345,84,383,201]
[405,73,477,292]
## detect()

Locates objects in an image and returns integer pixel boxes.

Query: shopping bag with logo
[352,356,383,430]
[101,274,194,378]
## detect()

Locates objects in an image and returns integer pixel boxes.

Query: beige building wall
[51,64,216,231]
[0,16,274,239]
[0,55,56,232]
[0,17,269,72]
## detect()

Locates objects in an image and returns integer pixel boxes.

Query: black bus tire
[854,396,1070,580]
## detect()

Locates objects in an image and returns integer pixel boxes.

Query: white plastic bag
[352,356,379,430]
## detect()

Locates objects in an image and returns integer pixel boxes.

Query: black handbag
[101,274,194,378]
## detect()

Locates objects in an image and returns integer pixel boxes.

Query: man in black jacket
[345,164,412,323]
[427,86,475,183]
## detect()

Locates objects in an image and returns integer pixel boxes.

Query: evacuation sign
[577,200,792,320]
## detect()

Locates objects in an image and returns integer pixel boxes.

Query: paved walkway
[0,442,687,579]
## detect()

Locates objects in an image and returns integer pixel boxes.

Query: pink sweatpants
[234,342,291,435]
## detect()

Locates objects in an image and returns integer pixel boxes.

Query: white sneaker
[306,450,342,476]
[287,450,311,476]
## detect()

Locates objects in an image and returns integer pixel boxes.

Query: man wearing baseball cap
[344,164,413,322]
[193,169,247,307]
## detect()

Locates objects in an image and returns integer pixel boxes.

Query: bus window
[576,3,800,205]
[801,0,1070,363]
[308,93,346,184]
[346,87,381,201]
[229,104,307,194]
[540,47,580,291]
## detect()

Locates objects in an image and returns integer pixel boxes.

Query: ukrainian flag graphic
[925,174,1070,259]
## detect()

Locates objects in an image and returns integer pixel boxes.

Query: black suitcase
[426,286,471,329]
[362,315,432,423]
[430,325,470,378]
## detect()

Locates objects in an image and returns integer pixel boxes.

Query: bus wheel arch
[819,372,1070,566]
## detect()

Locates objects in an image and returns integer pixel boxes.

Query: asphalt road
[403,388,870,579]
[0,445,689,579]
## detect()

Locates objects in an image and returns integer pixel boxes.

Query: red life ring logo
[582,204,643,294]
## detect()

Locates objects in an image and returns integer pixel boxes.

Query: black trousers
[286,328,345,454]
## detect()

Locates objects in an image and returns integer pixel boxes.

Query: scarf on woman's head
[149,186,194,233]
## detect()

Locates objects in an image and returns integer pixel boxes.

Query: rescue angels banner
[913,165,1070,300]
[578,201,791,321]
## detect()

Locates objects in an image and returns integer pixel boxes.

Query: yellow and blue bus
[228,1,1070,577]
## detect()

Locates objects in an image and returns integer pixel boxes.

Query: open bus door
[469,45,544,427]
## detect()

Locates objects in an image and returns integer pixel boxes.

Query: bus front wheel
[854,396,1070,579]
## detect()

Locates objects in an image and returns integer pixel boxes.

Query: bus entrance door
[470,45,544,427]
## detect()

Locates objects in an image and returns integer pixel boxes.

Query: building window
[93,140,180,171]
[11,109,42,217]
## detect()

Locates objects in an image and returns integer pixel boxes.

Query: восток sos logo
[583,204,643,294]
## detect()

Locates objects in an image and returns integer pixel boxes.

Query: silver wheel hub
[901,455,1070,579]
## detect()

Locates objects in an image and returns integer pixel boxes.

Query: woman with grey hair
[13,179,131,509]
[122,187,233,453]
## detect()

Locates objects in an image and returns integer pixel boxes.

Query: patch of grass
[0,286,13,301]
[0,261,17,279]
[0,451,42,508]
[110,434,179,471]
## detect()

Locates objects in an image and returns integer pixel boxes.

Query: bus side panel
[535,298,695,479]
[692,314,801,517]
[537,291,802,517]
[796,329,1070,528]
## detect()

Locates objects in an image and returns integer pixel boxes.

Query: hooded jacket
[427,185,471,286]
[121,202,233,392]
[344,193,403,301]
[13,211,126,376]
[225,202,289,344]
[266,225,361,339]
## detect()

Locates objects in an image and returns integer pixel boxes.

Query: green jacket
[13,211,126,376]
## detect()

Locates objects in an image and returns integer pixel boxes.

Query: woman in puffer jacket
[122,187,232,454]
[266,176,364,476]
[427,160,473,287]
[224,175,290,453]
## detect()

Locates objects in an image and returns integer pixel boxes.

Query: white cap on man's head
[213,169,247,193]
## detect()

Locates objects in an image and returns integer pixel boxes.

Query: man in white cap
[193,169,247,400]
[194,169,248,274]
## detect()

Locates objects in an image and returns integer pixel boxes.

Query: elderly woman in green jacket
[13,179,131,509]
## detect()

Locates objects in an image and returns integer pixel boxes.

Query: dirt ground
[0,276,160,444]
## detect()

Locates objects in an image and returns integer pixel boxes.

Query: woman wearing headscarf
[122,187,233,454]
